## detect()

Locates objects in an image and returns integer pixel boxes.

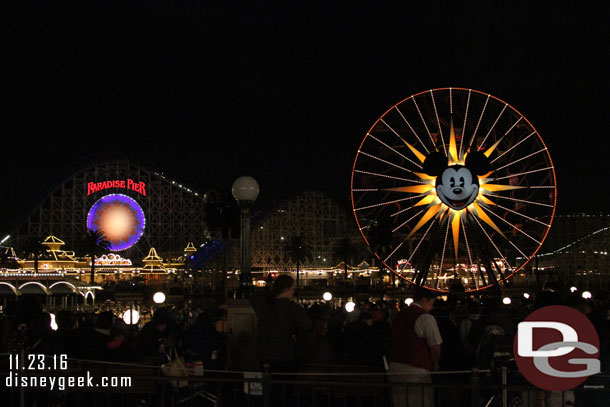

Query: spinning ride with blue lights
[87,194,146,251]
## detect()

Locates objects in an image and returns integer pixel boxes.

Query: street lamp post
[232,176,260,299]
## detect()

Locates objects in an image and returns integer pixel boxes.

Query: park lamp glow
[153,292,166,304]
[523,292,530,299]
[0,235,9,244]
[322,292,332,301]
[345,301,356,312]
[582,291,592,300]
[502,297,512,305]
[404,298,414,306]
[122,309,140,325]
[570,286,578,293]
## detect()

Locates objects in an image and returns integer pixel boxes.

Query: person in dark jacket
[250,275,311,372]
[182,312,222,369]
[48,310,84,358]
[134,307,177,364]
[83,311,113,360]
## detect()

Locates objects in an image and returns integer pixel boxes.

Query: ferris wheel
[351,88,556,292]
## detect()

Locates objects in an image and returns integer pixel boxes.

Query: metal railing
[2,359,609,407]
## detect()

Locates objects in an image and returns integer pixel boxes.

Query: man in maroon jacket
[388,289,442,407]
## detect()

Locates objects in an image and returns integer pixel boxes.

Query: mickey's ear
[422,152,448,176]
[465,151,491,175]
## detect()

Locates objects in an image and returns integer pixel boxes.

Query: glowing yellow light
[484,137,503,158]
[401,140,426,163]
[448,120,459,164]
[406,203,441,239]
[472,202,506,238]
[414,195,437,207]
[385,185,435,194]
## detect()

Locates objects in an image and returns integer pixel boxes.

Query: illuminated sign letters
[87,179,146,196]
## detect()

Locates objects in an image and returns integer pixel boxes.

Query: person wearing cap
[388,288,442,407]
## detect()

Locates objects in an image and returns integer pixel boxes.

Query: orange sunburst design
[387,121,515,278]
[448,120,459,164]
[406,203,442,240]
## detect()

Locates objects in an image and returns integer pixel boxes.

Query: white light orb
[122,309,140,325]
[50,313,58,331]
[570,286,578,293]
[153,292,166,304]
[345,301,356,313]
[232,176,260,201]
[502,297,512,305]
[523,293,530,299]
[405,298,414,306]
[322,292,332,301]
[582,291,592,299]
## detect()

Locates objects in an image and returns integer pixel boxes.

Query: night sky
[2,2,610,235]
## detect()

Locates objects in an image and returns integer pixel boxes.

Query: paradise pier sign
[87,179,147,196]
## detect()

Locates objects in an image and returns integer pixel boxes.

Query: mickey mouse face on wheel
[436,166,479,210]
[423,151,491,211]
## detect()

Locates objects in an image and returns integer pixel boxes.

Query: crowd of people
[1,278,609,406]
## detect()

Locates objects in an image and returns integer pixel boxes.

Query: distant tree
[22,238,46,274]
[283,234,313,298]
[80,230,111,284]
[332,237,360,280]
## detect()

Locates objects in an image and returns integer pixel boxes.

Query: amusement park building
[8,157,206,258]
[536,213,610,287]
[4,158,373,287]
[250,189,366,271]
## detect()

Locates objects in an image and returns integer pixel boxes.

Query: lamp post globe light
[153,292,166,304]
[232,176,260,299]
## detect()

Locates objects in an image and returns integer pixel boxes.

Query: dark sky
[2,2,610,235]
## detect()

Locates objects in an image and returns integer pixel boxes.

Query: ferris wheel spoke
[354,169,426,184]
[501,116,523,136]
[449,88,453,114]
[460,217,479,289]
[490,131,536,164]
[478,104,508,149]
[468,94,490,150]
[483,192,555,211]
[412,98,437,149]
[391,200,427,218]
[392,209,425,233]
[458,89,472,159]
[438,217,452,275]
[430,90,447,155]
[460,216,474,266]
[470,214,512,276]
[495,203,551,229]
[493,147,548,172]
[395,106,430,154]
[481,204,542,245]
[492,166,554,181]
[353,195,426,211]
[358,151,414,174]
[371,128,423,169]
[407,215,438,264]
[384,241,405,263]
